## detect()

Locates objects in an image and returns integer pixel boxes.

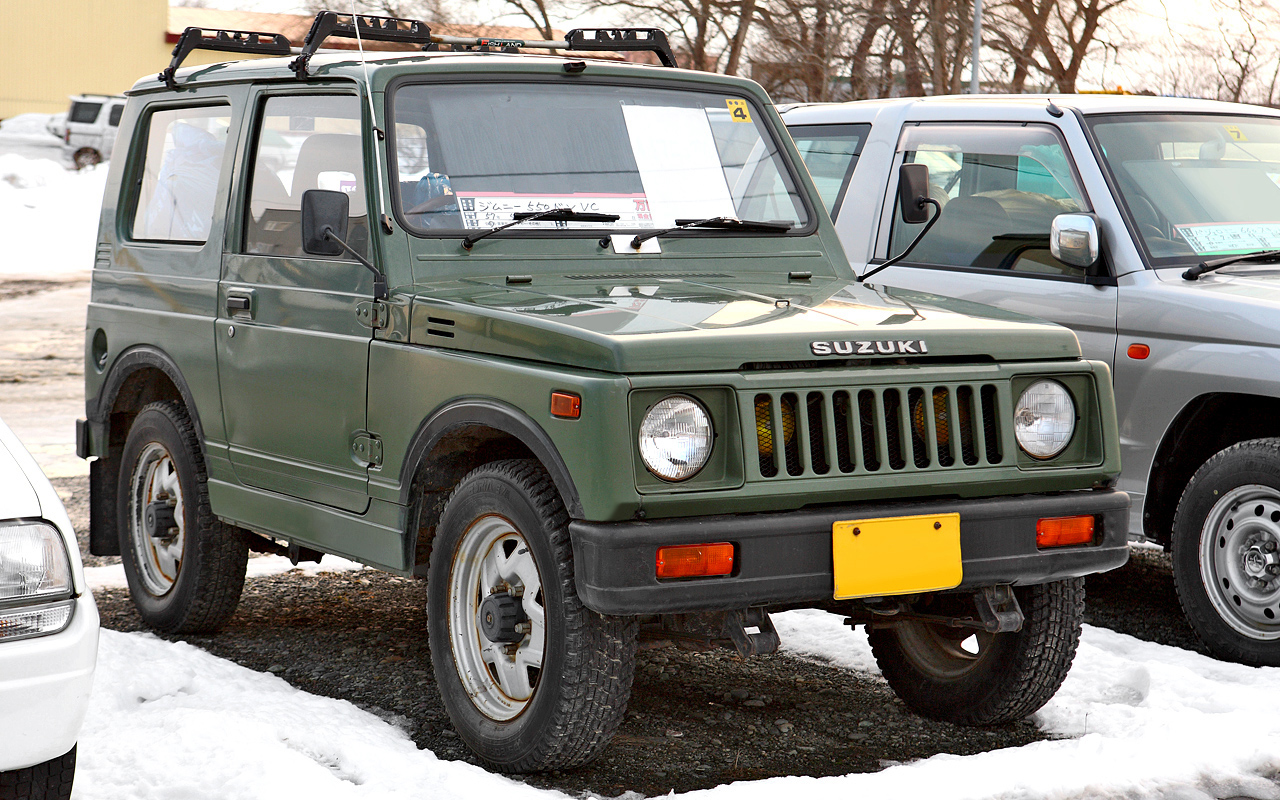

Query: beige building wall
[0,0,258,119]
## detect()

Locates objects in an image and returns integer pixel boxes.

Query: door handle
[226,294,251,316]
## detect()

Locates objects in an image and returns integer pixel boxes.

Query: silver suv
[785,95,1280,666]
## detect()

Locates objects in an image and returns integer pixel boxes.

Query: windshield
[390,82,809,235]
[1090,113,1280,265]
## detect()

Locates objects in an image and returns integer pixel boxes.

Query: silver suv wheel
[1199,484,1280,640]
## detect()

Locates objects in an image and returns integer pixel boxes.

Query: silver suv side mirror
[1050,213,1100,268]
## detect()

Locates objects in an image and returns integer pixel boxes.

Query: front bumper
[570,489,1129,615]
[0,592,99,771]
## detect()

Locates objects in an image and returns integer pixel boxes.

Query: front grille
[750,382,1006,479]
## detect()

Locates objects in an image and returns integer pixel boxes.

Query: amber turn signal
[656,542,734,579]
[1036,515,1096,548]
[1127,343,1150,359]
[550,391,581,419]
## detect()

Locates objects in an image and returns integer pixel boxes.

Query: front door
[217,92,376,513]
[862,122,1119,367]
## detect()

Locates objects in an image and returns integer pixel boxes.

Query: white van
[62,94,126,169]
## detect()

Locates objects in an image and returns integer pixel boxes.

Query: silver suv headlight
[0,521,75,642]
[1014,380,1076,459]
[638,395,714,481]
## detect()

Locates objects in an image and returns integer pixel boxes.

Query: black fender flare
[88,344,209,454]
[398,398,584,519]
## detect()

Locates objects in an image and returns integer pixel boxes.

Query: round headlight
[639,395,713,481]
[1014,380,1076,459]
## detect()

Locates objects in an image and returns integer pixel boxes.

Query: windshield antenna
[352,2,394,236]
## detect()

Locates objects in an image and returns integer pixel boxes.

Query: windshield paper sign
[455,193,654,230]
[1174,222,1280,254]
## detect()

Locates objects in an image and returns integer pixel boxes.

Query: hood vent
[426,316,455,338]
[564,273,732,281]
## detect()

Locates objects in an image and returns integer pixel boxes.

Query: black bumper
[570,489,1129,615]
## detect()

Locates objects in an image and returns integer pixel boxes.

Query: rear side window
[131,105,231,243]
[69,101,102,124]
[789,123,870,216]
[244,94,367,258]
[108,105,124,127]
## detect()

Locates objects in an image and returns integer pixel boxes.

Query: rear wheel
[72,148,100,169]
[427,459,637,772]
[868,579,1084,725]
[0,746,76,800]
[117,401,248,634]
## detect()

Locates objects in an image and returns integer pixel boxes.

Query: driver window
[889,124,1088,276]
[244,94,367,258]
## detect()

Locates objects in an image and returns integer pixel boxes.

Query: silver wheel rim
[895,621,994,680]
[448,515,546,721]
[128,442,186,597]
[1199,484,1280,640]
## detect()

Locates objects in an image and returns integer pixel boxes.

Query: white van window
[131,105,231,243]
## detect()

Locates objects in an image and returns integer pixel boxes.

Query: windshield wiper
[462,207,620,250]
[1182,249,1280,280]
[623,216,793,249]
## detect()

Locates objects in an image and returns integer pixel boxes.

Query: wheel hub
[144,499,178,541]
[1200,486,1280,640]
[478,592,527,644]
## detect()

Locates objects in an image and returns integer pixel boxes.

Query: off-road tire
[427,459,638,773]
[0,746,76,800]
[1172,439,1280,666]
[868,579,1085,725]
[117,401,248,634]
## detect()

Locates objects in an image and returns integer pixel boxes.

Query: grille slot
[750,382,1006,479]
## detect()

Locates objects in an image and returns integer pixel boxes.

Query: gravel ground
[49,475,1200,797]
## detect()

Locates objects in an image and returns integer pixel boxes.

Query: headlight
[0,521,75,642]
[639,395,714,481]
[1014,380,1075,459]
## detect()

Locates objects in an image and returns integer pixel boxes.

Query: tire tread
[0,746,76,800]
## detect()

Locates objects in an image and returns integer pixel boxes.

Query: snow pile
[0,113,61,143]
[0,153,106,277]
[73,607,1280,799]
[76,630,563,800]
[84,554,366,590]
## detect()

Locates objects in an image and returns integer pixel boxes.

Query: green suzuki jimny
[78,13,1128,772]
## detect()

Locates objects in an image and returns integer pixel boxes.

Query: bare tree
[986,0,1130,93]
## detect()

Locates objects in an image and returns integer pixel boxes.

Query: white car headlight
[639,395,714,481]
[1014,380,1076,459]
[0,521,75,642]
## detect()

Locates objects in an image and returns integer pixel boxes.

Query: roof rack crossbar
[427,27,676,67]
[292,11,433,79]
[160,28,292,89]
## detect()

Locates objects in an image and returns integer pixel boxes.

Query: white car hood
[0,432,41,519]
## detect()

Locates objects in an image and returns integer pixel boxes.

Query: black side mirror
[898,163,932,224]
[301,189,350,256]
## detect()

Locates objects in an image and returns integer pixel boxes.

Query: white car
[0,418,98,799]
[60,94,126,170]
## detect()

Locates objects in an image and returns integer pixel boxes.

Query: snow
[84,555,366,591]
[0,119,106,278]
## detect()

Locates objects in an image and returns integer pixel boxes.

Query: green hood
[406,275,1081,373]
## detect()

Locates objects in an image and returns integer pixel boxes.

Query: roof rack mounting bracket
[565,28,677,67]
[291,11,433,79]
[160,27,291,89]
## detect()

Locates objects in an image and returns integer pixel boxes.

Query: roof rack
[160,28,292,89]
[291,12,433,79]
[428,28,676,67]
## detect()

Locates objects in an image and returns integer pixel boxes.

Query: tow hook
[975,585,1024,633]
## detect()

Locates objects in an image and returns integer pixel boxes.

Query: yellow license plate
[832,513,962,600]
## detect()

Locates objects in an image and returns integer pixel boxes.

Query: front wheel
[868,579,1084,725]
[1173,439,1280,666]
[427,460,637,773]
[0,745,76,800]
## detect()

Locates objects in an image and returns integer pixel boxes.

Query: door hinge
[356,301,389,330]
[351,433,383,467]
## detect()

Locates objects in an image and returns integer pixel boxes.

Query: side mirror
[898,163,932,224]
[1050,213,1101,268]
[301,189,350,257]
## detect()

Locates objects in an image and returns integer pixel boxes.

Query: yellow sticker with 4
[1225,125,1247,141]
[725,98,752,123]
